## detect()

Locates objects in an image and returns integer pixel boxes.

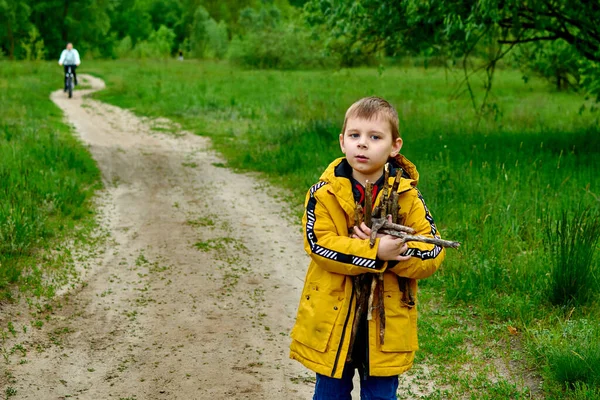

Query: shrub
[115,36,133,59]
[19,26,45,61]
[227,5,336,69]
[189,6,210,58]
[544,208,600,306]
[205,19,228,59]
[134,25,175,59]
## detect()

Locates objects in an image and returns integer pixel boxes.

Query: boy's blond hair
[341,96,400,141]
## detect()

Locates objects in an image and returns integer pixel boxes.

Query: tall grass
[531,318,600,389]
[0,61,100,300]
[545,208,600,306]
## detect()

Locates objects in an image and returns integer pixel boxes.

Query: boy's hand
[351,215,394,240]
[377,236,411,262]
[352,220,411,262]
[351,221,382,240]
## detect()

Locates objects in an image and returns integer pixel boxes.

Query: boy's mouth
[356,155,369,162]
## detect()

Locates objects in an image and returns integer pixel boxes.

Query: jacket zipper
[331,285,355,377]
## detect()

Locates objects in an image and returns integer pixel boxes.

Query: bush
[227,5,336,69]
[134,25,175,59]
[189,6,210,58]
[544,208,600,306]
[19,26,45,61]
[205,19,228,59]
[228,23,335,69]
[115,36,133,59]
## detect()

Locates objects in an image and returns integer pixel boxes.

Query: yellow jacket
[290,155,446,378]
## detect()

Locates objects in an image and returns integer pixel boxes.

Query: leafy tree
[229,4,335,69]
[0,0,31,60]
[134,25,176,58]
[189,6,210,57]
[20,26,46,61]
[306,0,600,99]
[512,40,582,91]
[26,0,112,59]
[107,0,154,47]
[205,19,229,59]
[115,35,133,58]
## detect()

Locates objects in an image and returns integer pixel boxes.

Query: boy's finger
[395,254,412,262]
[360,222,371,234]
[353,225,368,239]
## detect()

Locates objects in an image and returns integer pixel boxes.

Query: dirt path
[3,75,316,399]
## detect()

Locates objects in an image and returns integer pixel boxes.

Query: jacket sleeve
[388,189,445,279]
[74,49,81,65]
[58,50,66,64]
[303,182,385,276]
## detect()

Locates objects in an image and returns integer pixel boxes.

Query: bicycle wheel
[68,77,73,98]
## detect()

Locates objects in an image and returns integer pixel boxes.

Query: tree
[27,0,112,59]
[0,0,31,60]
[189,6,210,57]
[306,0,600,99]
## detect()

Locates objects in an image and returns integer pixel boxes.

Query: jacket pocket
[291,287,344,353]
[381,291,417,352]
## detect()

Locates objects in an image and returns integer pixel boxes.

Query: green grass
[0,61,100,302]
[85,59,600,398]
[545,208,600,306]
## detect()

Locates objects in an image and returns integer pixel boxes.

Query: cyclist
[58,43,81,91]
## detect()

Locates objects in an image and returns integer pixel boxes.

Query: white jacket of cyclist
[59,49,80,66]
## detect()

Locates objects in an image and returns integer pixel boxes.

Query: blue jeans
[313,362,399,400]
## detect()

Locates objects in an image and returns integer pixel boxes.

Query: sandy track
[3,75,315,399]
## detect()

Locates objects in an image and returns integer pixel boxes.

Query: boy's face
[339,115,402,185]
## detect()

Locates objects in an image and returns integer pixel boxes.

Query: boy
[290,97,446,399]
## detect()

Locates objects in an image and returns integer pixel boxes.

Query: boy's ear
[390,137,403,157]
[339,133,346,154]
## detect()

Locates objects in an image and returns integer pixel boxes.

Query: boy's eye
[371,135,381,140]
[349,133,360,138]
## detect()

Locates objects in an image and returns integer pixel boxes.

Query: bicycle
[64,65,75,98]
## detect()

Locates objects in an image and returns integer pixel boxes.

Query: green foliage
[0,0,31,60]
[115,36,133,59]
[25,0,112,59]
[134,25,176,59]
[189,6,210,58]
[108,0,154,47]
[544,208,600,306]
[19,26,45,61]
[306,0,600,99]
[187,5,230,59]
[228,5,335,69]
[204,19,228,59]
[531,319,600,389]
[0,62,100,298]
[512,40,583,91]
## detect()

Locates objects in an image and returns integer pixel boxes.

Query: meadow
[0,62,100,302]
[87,59,600,398]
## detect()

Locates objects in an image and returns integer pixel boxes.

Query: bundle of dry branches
[347,164,460,360]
